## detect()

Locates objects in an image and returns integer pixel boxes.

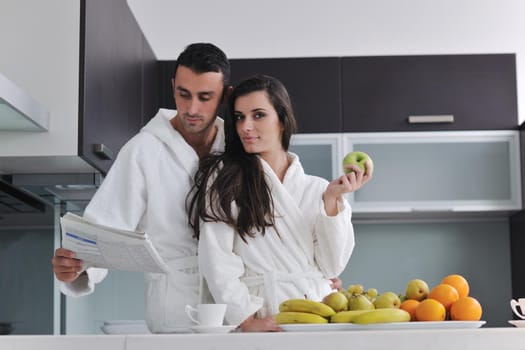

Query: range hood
[0,73,49,131]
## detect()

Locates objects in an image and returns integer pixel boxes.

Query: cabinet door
[79,0,151,175]
[289,134,343,181]
[344,130,521,215]
[230,58,342,133]
[342,54,518,132]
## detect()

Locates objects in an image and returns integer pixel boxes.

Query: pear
[405,279,429,301]
[348,294,375,311]
[340,290,354,303]
[373,292,401,309]
[322,291,348,312]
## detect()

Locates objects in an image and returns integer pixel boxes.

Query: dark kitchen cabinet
[341,54,518,132]
[79,0,160,175]
[229,58,342,133]
[510,122,525,300]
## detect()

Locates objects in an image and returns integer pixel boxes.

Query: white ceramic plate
[280,323,354,332]
[508,320,525,328]
[190,325,237,334]
[280,321,486,332]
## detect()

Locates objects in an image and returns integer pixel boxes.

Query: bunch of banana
[351,308,411,325]
[279,299,336,317]
[330,310,370,323]
[274,311,328,324]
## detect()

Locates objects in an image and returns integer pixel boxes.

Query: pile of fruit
[274,274,483,325]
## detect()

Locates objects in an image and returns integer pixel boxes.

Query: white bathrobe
[59,108,224,333]
[198,154,355,326]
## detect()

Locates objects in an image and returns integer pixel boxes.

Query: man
[52,43,230,333]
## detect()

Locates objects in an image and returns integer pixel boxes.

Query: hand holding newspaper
[60,212,169,273]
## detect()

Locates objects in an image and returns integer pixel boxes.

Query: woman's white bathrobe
[198,154,355,326]
[59,108,224,333]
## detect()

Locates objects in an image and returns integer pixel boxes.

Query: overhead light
[0,73,49,131]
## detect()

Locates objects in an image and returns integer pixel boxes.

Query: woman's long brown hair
[187,75,297,242]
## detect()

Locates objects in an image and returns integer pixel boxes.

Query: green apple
[342,151,373,175]
[348,294,375,311]
[322,291,349,312]
[373,291,401,309]
[405,278,429,301]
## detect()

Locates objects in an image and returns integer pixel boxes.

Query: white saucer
[508,320,525,328]
[190,325,236,334]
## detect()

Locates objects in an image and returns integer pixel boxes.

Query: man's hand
[52,248,84,282]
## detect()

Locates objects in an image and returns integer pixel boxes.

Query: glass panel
[289,144,333,181]
[353,141,511,202]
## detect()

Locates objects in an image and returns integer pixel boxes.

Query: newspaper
[60,212,169,273]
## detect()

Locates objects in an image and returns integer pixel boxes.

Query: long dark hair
[187,75,297,242]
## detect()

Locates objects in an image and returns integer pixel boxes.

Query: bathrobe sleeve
[312,190,355,279]
[59,134,151,297]
[198,220,264,326]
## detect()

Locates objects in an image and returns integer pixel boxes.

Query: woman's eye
[234,114,243,121]
[254,112,265,119]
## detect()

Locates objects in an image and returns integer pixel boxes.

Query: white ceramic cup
[510,298,525,319]
[185,304,227,326]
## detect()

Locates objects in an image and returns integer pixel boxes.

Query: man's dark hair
[174,43,230,85]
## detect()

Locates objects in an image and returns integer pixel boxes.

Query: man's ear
[222,85,233,104]
[171,78,176,93]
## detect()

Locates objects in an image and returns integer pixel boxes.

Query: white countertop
[2,328,525,350]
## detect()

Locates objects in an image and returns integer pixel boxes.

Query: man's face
[172,65,225,135]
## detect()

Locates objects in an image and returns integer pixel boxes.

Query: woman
[188,75,372,331]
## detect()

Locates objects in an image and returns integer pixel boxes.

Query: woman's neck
[261,150,290,182]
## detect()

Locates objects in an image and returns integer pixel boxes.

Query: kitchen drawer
[344,130,521,215]
[341,54,518,132]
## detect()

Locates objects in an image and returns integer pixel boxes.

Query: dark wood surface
[341,54,518,132]
[79,0,160,174]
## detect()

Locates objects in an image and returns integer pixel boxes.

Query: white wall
[0,1,82,166]
[128,0,525,125]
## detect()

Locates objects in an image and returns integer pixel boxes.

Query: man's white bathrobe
[198,154,355,326]
[59,109,224,333]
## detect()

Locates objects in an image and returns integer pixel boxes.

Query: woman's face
[233,90,284,157]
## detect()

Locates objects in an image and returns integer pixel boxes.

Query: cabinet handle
[408,115,455,124]
[93,143,113,160]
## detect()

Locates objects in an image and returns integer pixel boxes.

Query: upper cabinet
[0,0,159,176]
[229,58,342,133]
[79,0,160,174]
[341,54,518,132]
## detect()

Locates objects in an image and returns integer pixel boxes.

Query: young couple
[53,43,373,333]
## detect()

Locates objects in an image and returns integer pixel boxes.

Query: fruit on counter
[450,296,483,321]
[428,283,459,310]
[365,288,378,300]
[342,151,374,175]
[399,299,420,321]
[441,274,470,298]
[373,291,401,309]
[330,310,371,323]
[274,311,329,324]
[415,298,446,321]
[340,289,354,303]
[279,299,336,317]
[405,279,429,301]
[352,308,411,325]
[348,294,375,311]
[347,284,365,295]
[322,291,348,312]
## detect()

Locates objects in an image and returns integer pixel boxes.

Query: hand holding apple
[342,151,374,176]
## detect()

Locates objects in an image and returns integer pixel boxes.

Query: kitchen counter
[2,328,525,350]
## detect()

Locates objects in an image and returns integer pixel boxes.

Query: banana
[279,299,336,317]
[330,310,371,323]
[274,311,329,324]
[352,308,411,325]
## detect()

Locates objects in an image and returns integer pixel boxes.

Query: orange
[428,284,459,310]
[450,296,483,321]
[441,274,470,298]
[415,298,446,321]
[400,299,420,321]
